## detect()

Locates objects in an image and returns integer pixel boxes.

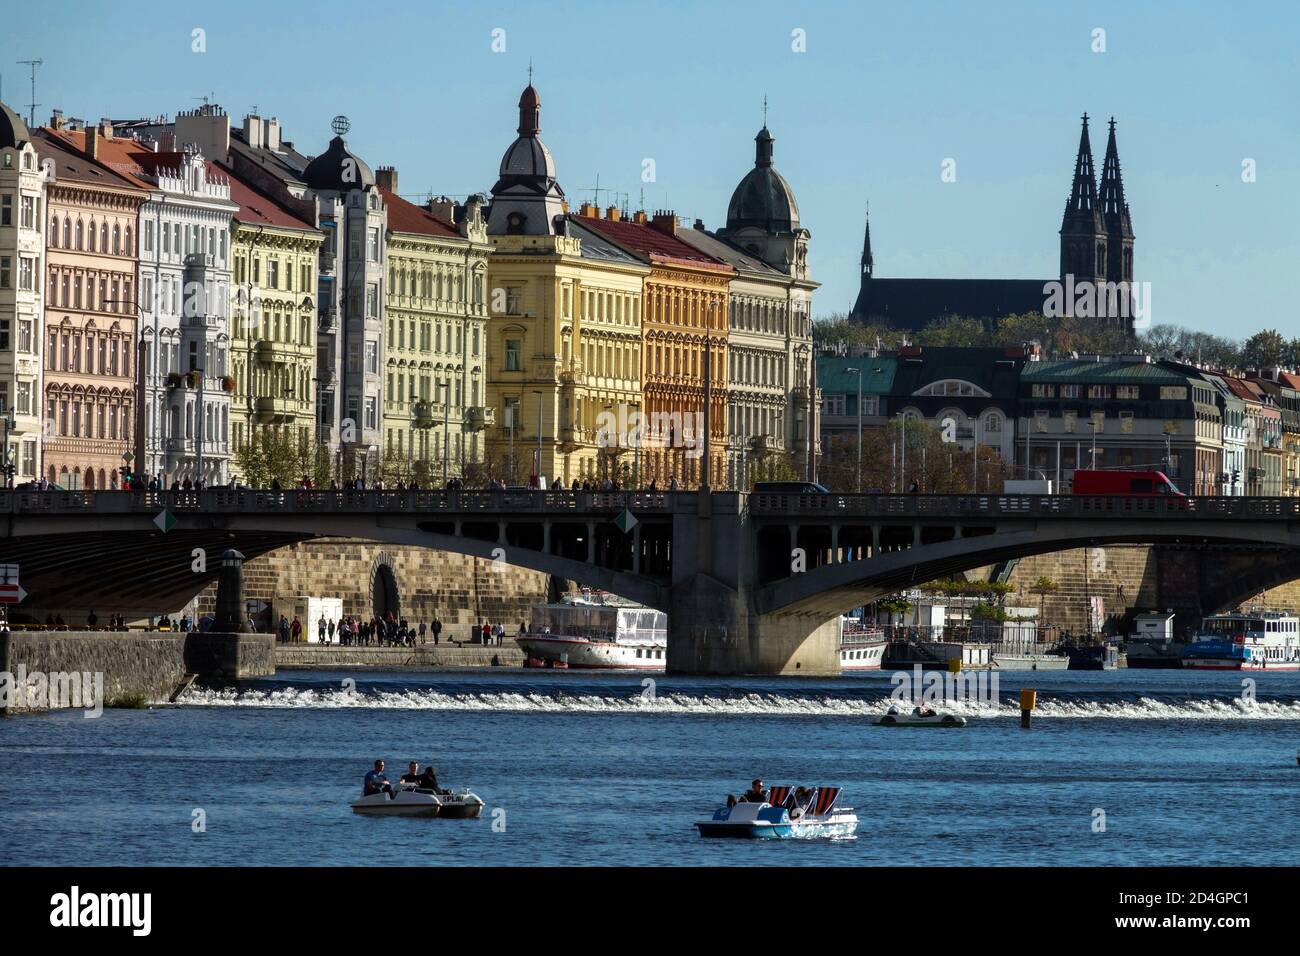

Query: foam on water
[178,685,1300,720]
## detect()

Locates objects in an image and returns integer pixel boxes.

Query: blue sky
[4,0,1297,335]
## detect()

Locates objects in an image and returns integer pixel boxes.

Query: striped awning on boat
[767,785,793,808]
[810,787,841,816]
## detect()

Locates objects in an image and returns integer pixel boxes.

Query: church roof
[0,101,31,150]
[725,126,800,232]
[852,277,1049,330]
[302,135,375,192]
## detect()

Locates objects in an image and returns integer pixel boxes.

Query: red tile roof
[33,131,148,195]
[39,127,154,189]
[378,187,460,238]
[571,214,733,273]
[219,163,317,231]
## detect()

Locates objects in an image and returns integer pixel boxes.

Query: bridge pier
[664,494,839,676]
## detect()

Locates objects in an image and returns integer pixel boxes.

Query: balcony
[315,366,336,387]
[319,250,335,274]
[464,406,494,432]
[255,397,301,424]
[318,310,338,334]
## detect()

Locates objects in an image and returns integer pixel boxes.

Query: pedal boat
[874,705,967,727]
[696,786,858,839]
[351,784,485,818]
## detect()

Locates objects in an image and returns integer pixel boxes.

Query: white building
[136,147,236,485]
[0,102,47,484]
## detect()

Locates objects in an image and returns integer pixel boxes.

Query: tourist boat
[839,619,887,671]
[873,704,967,727]
[1181,611,1300,670]
[515,591,667,670]
[696,786,858,839]
[350,784,485,818]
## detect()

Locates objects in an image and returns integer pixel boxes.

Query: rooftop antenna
[584,172,606,209]
[17,59,42,126]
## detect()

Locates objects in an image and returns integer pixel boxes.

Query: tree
[916,315,987,347]
[1027,575,1059,627]
[1240,329,1285,370]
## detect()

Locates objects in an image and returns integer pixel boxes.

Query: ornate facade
[35,123,147,488]
[0,101,46,484]
[377,169,492,481]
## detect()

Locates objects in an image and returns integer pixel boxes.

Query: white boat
[839,620,887,671]
[874,704,968,727]
[350,784,485,818]
[696,786,858,839]
[1181,610,1300,670]
[516,591,667,670]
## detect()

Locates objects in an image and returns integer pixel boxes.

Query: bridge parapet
[747,493,1300,520]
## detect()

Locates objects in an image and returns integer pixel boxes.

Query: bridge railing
[747,492,1300,519]
[0,488,678,515]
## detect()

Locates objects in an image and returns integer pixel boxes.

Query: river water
[2,667,1298,866]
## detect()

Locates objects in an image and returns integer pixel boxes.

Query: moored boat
[515,591,667,670]
[839,620,886,672]
[696,786,858,839]
[1181,611,1300,670]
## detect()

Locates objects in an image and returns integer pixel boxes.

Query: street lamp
[843,367,864,492]
[1,414,15,488]
[531,389,544,486]
[442,379,451,486]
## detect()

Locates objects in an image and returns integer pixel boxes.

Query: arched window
[75,219,84,249]
[100,222,108,251]
[124,226,133,256]
[50,216,60,247]
[62,218,71,247]
[113,224,121,255]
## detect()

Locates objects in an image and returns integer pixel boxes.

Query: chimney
[50,109,65,130]
[98,118,114,139]
[693,218,706,230]
[428,195,456,223]
[86,124,100,160]
[632,210,648,225]
[648,210,677,236]
[375,166,399,192]
[578,202,599,218]
[605,205,620,221]
[265,117,281,150]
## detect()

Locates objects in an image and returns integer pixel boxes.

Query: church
[849,115,1135,333]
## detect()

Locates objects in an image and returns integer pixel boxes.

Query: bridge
[4,489,1300,675]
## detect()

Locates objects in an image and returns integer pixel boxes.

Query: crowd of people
[272,611,513,647]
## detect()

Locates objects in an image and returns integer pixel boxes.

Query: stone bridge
[4,489,1299,675]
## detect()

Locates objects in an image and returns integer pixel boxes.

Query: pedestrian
[432,617,442,645]
[318,615,327,643]
[290,615,302,643]
[418,621,427,644]
[327,618,336,644]
[278,615,290,644]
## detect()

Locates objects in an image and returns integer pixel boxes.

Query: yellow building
[575,208,732,488]
[225,169,322,471]
[377,170,492,483]
[484,84,650,484]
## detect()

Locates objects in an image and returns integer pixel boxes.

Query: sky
[3,0,1297,337]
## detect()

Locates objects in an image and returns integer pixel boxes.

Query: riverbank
[275,643,524,669]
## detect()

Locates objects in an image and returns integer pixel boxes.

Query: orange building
[35,124,149,488]
[573,208,732,487]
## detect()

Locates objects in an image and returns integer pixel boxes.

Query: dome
[725,127,800,232]
[0,101,31,151]
[498,135,556,179]
[302,135,375,192]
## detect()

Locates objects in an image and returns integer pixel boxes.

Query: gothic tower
[860,206,873,280]
[1099,117,1135,283]
[1059,113,1107,283]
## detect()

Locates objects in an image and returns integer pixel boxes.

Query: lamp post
[2,414,14,488]
[843,367,864,492]
[531,389,543,485]
[442,379,451,486]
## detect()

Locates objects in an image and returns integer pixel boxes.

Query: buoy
[1020,688,1037,729]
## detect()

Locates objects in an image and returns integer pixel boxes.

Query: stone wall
[191,540,553,633]
[275,644,524,669]
[0,630,274,714]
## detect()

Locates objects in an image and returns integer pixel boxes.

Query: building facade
[377,170,492,482]
[484,84,653,485]
[224,167,322,467]
[0,102,46,485]
[36,125,147,488]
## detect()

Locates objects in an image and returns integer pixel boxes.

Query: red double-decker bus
[1071,470,1185,496]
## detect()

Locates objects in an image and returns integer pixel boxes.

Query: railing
[747,492,1300,519]
[0,488,676,515]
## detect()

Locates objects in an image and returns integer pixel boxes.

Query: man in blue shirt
[363,759,392,796]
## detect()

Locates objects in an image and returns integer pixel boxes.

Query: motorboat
[696,786,858,839]
[873,704,967,727]
[350,783,485,818]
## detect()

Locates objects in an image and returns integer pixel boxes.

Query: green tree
[1240,329,1285,370]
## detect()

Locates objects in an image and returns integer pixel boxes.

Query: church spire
[517,78,541,136]
[1059,112,1107,283]
[1100,116,1134,282]
[861,204,873,279]
[1065,113,1099,215]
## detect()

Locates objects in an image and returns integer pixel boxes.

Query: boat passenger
[419,766,441,793]
[399,761,422,785]
[363,759,392,796]
[741,779,767,803]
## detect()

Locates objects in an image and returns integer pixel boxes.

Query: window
[505,339,521,372]
[1059,384,1080,399]
[0,257,9,290]
[0,195,10,225]
[1087,385,1111,399]
[1031,384,1056,398]
[1160,386,1189,401]
[1116,386,1140,400]
[364,396,378,429]
[366,283,379,318]
[505,286,522,315]
[18,320,33,354]
[18,256,35,291]
[144,221,154,252]
[20,195,36,229]
[267,259,279,290]
[0,319,7,350]
[367,228,380,261]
